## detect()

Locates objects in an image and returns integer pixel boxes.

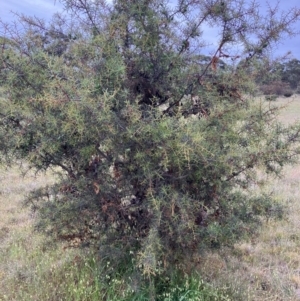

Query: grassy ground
[273,95,300,124]
[1,95,300,300]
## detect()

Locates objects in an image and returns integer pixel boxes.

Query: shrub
[1,0,300,293]
[260,81,291,96]
[283,91,293,97]
[265,95,278,101]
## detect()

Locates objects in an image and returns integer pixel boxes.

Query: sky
[1,0,64,23]
[1,0,300,59]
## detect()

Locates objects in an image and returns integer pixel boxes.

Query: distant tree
[281,59,300,90]
[1,0,300,283]
[254,58,300,95]
[252,58,285,86]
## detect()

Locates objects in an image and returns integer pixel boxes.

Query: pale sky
[0,0,299,58]
[1,0,64,22]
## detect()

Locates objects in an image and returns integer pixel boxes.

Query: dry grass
[272,95,300,124]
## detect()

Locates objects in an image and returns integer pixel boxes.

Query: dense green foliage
[1,0,300,292]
